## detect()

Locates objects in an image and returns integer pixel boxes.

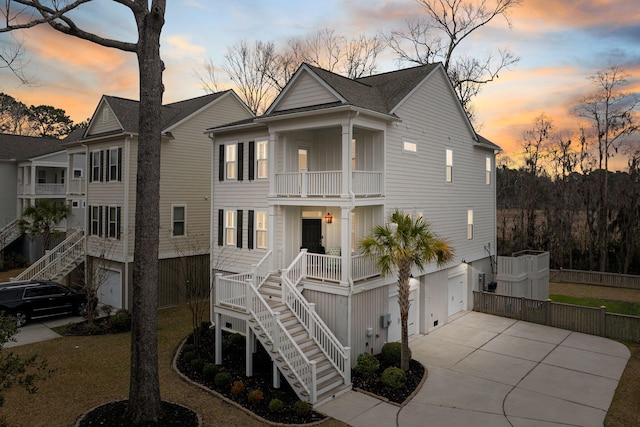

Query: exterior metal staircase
[0,219,21,252]
[12,229,85,282]
[250,275,350,405]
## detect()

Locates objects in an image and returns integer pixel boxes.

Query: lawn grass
[2,304,347,427]
[549,294,640,316]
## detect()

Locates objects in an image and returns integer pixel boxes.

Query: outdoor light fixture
[324,212,333,224]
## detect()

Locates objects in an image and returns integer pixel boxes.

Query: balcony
[274,170,383,198]
[18,183,66,196]
[67,178,86,195]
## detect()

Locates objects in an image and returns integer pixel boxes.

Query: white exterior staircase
[12,229,85,282]
[0,219,21,252]
[214,251,351,407]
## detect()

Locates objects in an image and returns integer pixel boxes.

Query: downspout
[207,132,215,325]
[346,111,358,358]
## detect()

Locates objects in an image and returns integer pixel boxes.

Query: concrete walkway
[318,311,630,427]
[5,315,83,348]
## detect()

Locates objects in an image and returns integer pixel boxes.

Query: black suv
[0,280,87,327]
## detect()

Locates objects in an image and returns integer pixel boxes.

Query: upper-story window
[225,210,236,246]
[106,206,121,239]
[37,170,47,184]
[256,140,268,179]
[172,205,186,237]
[90,150,102,182]
[467,209,474,240]
[102,108,109,123]
[107,147,122,181]
[403,138,417,153]
[226,144,237,180]
[256,211,267,249]
[89,205,101,236]
[485,156,492,185]
[446,149,453,183]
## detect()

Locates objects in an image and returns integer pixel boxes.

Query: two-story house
[63,91,253,309]
[207,63,499,406]
[0,134,70,262]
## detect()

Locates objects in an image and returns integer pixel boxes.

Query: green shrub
[214,371,232,388]
[247,389,264,405]
[182,350,196,364]
[268,398,283,413]
[231,380,245,396]
[182,343,195,354]
[355,352,380,378]
[381,342,410,366]
[190,358,205,373]
[293,400,311,417]
[203,363,218,381]
[109,309,131,332]
[381,366,407,389]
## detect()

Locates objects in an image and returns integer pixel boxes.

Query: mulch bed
[351,356,425,405]
[77,400,199,426]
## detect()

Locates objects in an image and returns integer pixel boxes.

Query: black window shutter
[217,209,224,246]
[248,141,255,181]
[248,210,254,249]
[117,147,123,181]
[237,210,243,248]
[98,206,103,236]
[89,153,93,182]
[105,150,110,182]
[238,142,244,181]
[116,206,122,240]
[218,145,225,181]
[88,206,93,235]
[100,151,105,182]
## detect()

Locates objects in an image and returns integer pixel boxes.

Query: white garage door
[99,268,122,309]
[388,283,419,342]
[447,272,465,316]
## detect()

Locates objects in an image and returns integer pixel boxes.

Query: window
[256,211,267,249]
[172,205,186,237]
[90,150,102,182]
[107,148,121,181]
[102,108,109,123]
[446,149,453,183]
[60,169,65,184]
[72,200,80,208]
[37,170,46,184]
[73,169,83,179]
[403,139,417,153]
[467,209,474,240]
[89,206,102,236]
[225,210,236,245]
[351,138,357,170]
[225,144,237,180]
[256,140,268,179]
[107,206,121,239]
[485,156,492,185]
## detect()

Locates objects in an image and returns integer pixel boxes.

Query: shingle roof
[0,134,64,161]
[100,91,233,134]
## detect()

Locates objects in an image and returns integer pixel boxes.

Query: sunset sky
[1,0,639,168]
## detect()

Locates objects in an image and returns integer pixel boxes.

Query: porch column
[340,207,351,286]
[341,123,352,198]
[268,205,277,270]
[268,131,277,198]
[245,324,254,377]
[215,312,222,364]
[30,164,36,195]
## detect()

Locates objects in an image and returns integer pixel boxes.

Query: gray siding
[275,72,339,111]
[0,163,17,226]
[351,286,387,364]
[87,104,121,135]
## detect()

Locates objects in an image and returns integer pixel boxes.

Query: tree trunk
[398,261,411,372]
[128,4,165,424]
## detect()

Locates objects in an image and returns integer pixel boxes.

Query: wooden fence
[473,291,640,343]
[550,269,640,290]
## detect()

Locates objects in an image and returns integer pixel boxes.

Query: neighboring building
[64,91,254,309]
[207,63,500,405]
[0,134,69,261]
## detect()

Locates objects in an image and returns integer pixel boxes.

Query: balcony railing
[290,251,379,284]
[274,170,382,197]
[67,178,86,195]
[19,183,66,195]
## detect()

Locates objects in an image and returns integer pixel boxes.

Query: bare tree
[574,66,639,271]
[1,1,166,423]
[0,31,32,85]
[193,58,221,94]
[383,0,522,120]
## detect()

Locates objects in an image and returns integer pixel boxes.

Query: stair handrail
[281,255,351,385]
[245,279,317,402]
[0,219,20,249]
[252,250,273,289]
[12,229,84,282]
[38,236,85,281]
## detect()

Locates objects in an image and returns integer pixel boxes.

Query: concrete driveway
[4,315,83,348]
[318,311,630,427]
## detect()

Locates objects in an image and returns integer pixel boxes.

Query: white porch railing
[281,255,351,386]
[67,178,86,195]
[35,183,66,195]
[214,272,251,310]
[13,229,85,282]
[274,170,382,197]
[351,253,378,281]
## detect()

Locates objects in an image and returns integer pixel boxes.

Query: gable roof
[267,63,440,117]
[85,90,245,138]
[0,134,64,162]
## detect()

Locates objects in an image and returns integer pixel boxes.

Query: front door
[301,219,323,253]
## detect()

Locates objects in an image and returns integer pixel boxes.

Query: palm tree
[361,209,454,372]
[18,199,69,255]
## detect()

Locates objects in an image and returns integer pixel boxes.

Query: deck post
[215,311,222,364]
[246,324,253,377]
